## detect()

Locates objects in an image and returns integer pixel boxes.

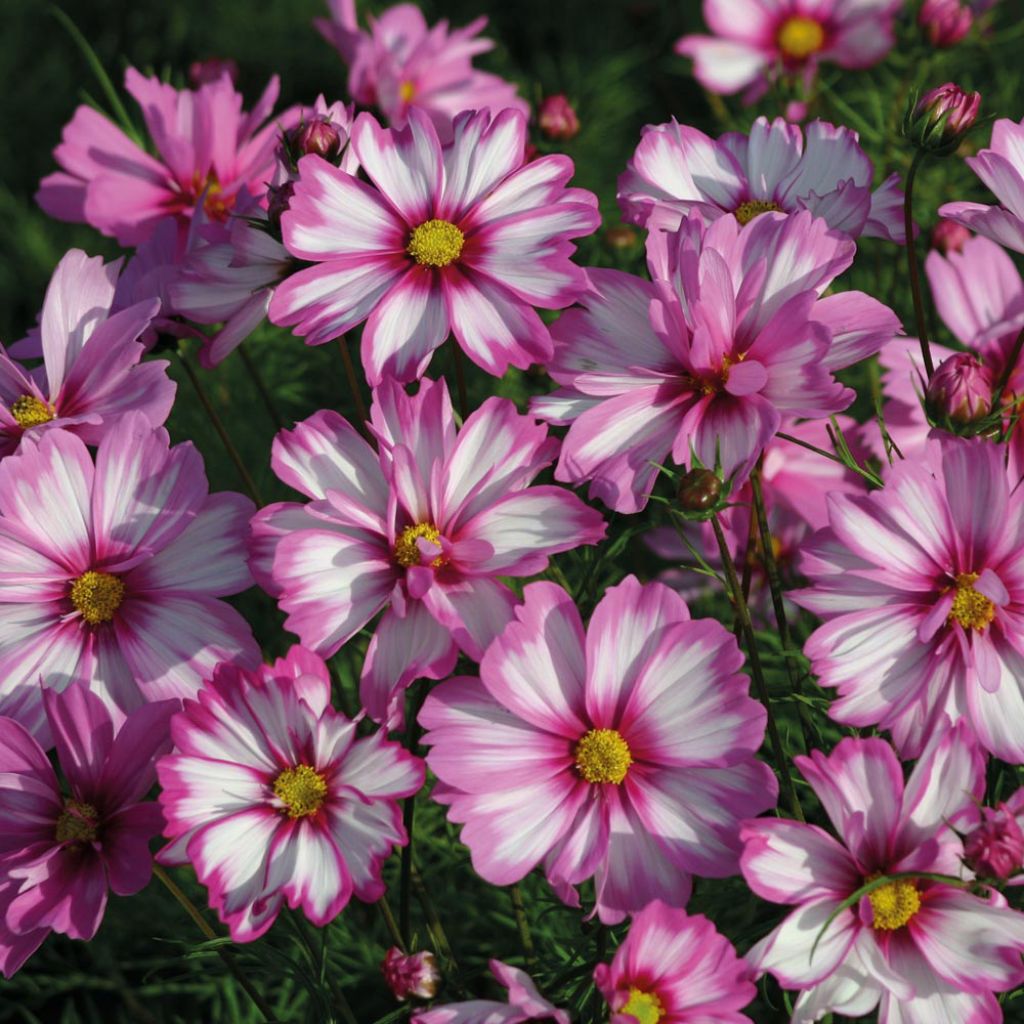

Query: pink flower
[919,0,974,46]
[268,107,600,383]
[0,250,174,456]
[419,576,777,924]
[794,435,1024,761]
[315,1,528,136]
[0,683,175,977]
[382,947,441,1000]
[538,94,580,140]
[593,901,756,1023]
[250,377,605,726]
[411,959,568,1024]
[910,83,982,153]
[534,210,900,512]
[618,115,905,241]
[741,725,1024,1022]
[940,116,1024,254]
[676,0,901,101]
[964,803,1024,881]
[926,352,994,423]
[930,218,971,253]
[0,414,258,740]
[37,68,294,246]
[157,646,423,941]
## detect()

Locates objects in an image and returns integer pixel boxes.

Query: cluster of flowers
[2,0,1024,1022]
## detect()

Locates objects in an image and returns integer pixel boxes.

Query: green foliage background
[1,0,1023,1021]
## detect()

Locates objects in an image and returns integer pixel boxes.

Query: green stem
[510,884,537,970]
[239,345,286,432]
[337,337,370,436]
[711,515,804,822]
[411,865,460,977]
[775,431,883,487]
[452,340,469,422]
[287,911,357,1024]
[378,895,406,951]
[904,150,935,380]
[400,681,429,946]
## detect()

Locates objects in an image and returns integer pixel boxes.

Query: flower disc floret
[868,877,921,931]
[622,988,665,1024]
[273,764,328,818]
[55,800,100,845]
[69,571,125,625]
[949,572,995,631]
[777,16,826,60]
[10,395,55,429]
[407,219,464,268]
[394,523,444,568]
[734,199,781,225]
[575,728,632,785]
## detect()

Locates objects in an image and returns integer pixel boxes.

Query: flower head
[908,83,982,155]
[926,352,994,424]
[931,219,971,253]
[963,800,1024,881]
[382,947,440,1000]
[919,0,974,47]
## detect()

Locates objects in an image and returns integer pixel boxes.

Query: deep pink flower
[37,68,295,246]
[382,947,441,1000]
[419,576,777,924]
[538,94,580,141]
[268,107,600,383]
[795,435,1024,761]
[250,377,605,727]
[157,646,423,941]
[0,684,175,977]
[315,1,528,135]
[593,900,756,1023]
[618,115,905,241]
[676,0,901,101]
[964,803,1024,881]
[534,210,900,512]
[930,218,971,253]
[919,0,974,46]
[741,725,1024,1022]
[0,414,258,740]
[0,250,173,456]
[411,959,568,1024]
[926,352,994,423]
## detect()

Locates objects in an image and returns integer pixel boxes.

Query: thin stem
[176,350,263,505]
[776,431,883,487]
[378,895,406,951]
[239,345,286,432]
[337,337,370,436]
[711,515,804,821]
[400,680,429,946]
[733,511,757,641]
[411,865,459,975]
[153,864,277,1023]
[452,340,469,421]
[510,884,537,970]
[287,911,357,1024]
[904,150,935,380]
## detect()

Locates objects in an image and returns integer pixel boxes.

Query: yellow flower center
[574,728,632,785]
[273,764,328,818]
[399,80,416,103]
[777,16,826,60]
[394,522,445,568]
[949,572,996,632]
[407,219,464,268]
[55,799,99,844]
[868,878,921,931]
[621,988,665,1024]
[734,200,782,226]
[10,394,55,429]
[69,571,125,625]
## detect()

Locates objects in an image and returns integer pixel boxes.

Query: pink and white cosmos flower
[741,725,1024,1023]
[618,115,905,240]
[795,435,1024,762]
[37,68,295,246]
[250,377,605,727]
[676,0,902,101]
[157,646,423,942]
[593,900,756,1023]
[0,249,173,457]
[269,107,600,383]
[0,414,258,740]
[315,1,528,135]
[535,210,900,512]
[0,683,175,977]
[418,576,778,924]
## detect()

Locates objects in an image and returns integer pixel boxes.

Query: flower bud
[188,58,239,88]
[605,225,639,251]
[964,805,1024,880]
[926,352,994,424]
[907,83,981,155]
[931,218,971,254]
[382,947,440,1000]
[266,181,294,232]
[537,94,580,141]
[287,117,345,162]
[676,468,723,515]
[919,0,973,47]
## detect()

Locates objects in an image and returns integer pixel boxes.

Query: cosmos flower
[0,683,175,977]
[419,576,777,924]
[157,646,423,941]
[269,107,599,383]
[250,377,605,727]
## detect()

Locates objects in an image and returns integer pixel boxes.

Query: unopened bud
[676,468,723,515]
[964,805,1024,880]
[919,0,973,47]
[287,117,345,162]
[907,83,981,155]
[605,225,639,251]
[382,947,440,1000]
[538,94,580,141]
[931,219,971,254]
[926,352,994,424]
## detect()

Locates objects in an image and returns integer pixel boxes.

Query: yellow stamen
[10,395,55,429]
[192,171,234,221]
[69,571,125,625]
[574,728,632,785]
[734,199,782,226]
[949,572,996,632]
[399,80,416,103]
[407,219,464,268]
[394,523,445,568]
[776,16,826,60]
[868,877,921,931]
[621,987,665,1024]
[273,765,328,818]
[55,799,99,844]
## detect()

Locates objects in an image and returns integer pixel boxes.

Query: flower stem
[336,337,370,436]
[451,340,469,421]
[378,895,406,951]
[412,865,460,976]
[400,680,429,946]
[286,910,357,1024]
[152,863,278,1023]
[904,150,935,380]
[510,883,537,970]
[711,514,804,822]
[238,344,286,431]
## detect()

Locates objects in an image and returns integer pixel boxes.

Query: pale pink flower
[0,250,173,456]
[157,646,423,941]
[250,377,605,727]
[315,1,528,135]
[0,683,175,977]
[594,900,756,1023]
[618,115,905,241]
[741,725,1024,1023]
[419,576,777,924]
[0,414,258,740]
[268,107,600,383]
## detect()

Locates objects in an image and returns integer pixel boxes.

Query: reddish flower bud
[266,181,294,231]
[919,0,973,47]
[382,947,440,1000]
[188,58,239,88]
[926,352,994,424]
[287,117,345,162]
[677,468,723,514]
[964,805,1024,880]
[931,218,971,254]
[537,94,580,141]
[909,83,981,154]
